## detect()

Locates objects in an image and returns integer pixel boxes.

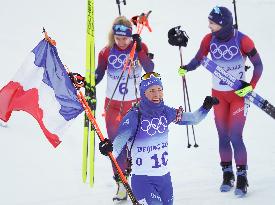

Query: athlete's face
[144,85,163,104]
[208,19,222,33]
[114,35,131,50]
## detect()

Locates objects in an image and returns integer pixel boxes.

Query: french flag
[0,39,84,148]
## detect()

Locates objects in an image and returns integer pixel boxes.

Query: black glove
[99,138,113,156]
[131,15,138,26]
[147,52,154,59]
[238,80,251,89]
[168,26,189,47]
[68,72,86,89]
[202,96,219,110]
[132,34,142,52]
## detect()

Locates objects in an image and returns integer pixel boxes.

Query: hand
[132,34,142,52]
[99,138,113,156]
[178,66,187,77]
[235,80,253,97]
[202,96,219,110]
[68,72,86,89]
[147,52,154,60]
[168,26,189,47]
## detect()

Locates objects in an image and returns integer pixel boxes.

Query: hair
[107,16,132,48]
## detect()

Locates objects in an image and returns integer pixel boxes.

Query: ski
[201,57,275,119]
[82,0,96,186]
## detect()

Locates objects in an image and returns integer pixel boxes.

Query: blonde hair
[107,16,132,48]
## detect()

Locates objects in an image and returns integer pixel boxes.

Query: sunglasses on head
[113,24,132,32]
[141,72,161,80]
[213,6,222,16]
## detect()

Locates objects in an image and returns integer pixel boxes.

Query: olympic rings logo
[108,54,128,69]
[210,43,239,60]
[140,116,168,136]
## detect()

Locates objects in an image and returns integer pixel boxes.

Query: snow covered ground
[1,0,275,204]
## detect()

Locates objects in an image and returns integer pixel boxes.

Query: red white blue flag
[0,39,83,147]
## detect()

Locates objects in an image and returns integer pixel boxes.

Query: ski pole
[133,66,139,104]
[168,25,198,148]
[116,0,126,16]
[42,27,56,46]
[179,46,191,147]
[232,0,238,29]
[179,46,198,148]
[231,1,250,72]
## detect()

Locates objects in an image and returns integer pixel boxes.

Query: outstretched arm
[176,96,219,125]
[179,34,212,76]
[178,107,209,125]
[185,34,212,71]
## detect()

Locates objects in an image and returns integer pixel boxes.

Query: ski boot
[220,162,235,192]
[113,174,128,202]
[234,165,249,197]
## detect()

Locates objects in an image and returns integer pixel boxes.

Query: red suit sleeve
[240,35,263,88]
[137,42,154,72]
[95,46,110,85]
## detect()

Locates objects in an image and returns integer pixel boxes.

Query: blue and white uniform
[113,75,210,205]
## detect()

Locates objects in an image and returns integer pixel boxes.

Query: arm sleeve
[137,42,154,72]
[186,34,212,71]
[95,47,109,85]
[240,36,263,88]
[112,110,139,158]
[177,106,210,125]
[163,106,177,124]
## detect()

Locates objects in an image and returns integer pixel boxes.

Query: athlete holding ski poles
[95,15,154,201]
[99,72,219,205]
[175,6,263,196]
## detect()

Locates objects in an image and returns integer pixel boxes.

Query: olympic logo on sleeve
[140,116,168,136]
[108,53,128,69]
[210,43,239,60]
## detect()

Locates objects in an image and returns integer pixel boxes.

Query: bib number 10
[136,151,168,168]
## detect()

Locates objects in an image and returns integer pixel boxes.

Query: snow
[1,0,275,204]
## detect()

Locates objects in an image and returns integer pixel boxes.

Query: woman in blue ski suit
[99,72,219,205]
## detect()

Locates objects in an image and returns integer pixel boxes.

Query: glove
[235,80,253,97]
[168,26,189,47]
[147,52,154,60]
[202,96,219,110]
[178,66,187,77]
[68,72,86,89]
[132,34,142,52]
[131,15,138,26]
[99,138,113,156]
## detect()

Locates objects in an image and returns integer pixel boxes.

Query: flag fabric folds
[0,39,84,147]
